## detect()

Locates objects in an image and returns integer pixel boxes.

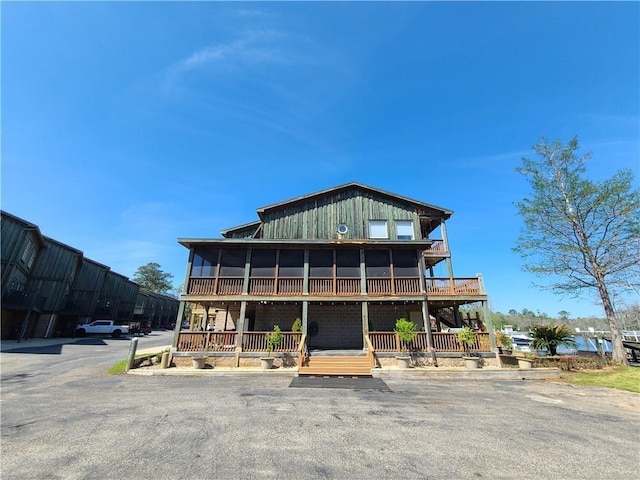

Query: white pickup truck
[75,320,129,338]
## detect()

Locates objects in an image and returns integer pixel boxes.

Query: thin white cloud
[163,30,288,92]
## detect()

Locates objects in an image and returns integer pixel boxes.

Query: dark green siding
[262,189,419,240]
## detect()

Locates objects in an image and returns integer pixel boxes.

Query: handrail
[364,334,376,368]
[298,334,308,368]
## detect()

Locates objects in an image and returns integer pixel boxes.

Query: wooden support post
[235,301,248,368]
[172,301,187,348]
[236,301,247,349]
[482,300,497,349]
[303,249,309,295]
[242,250,251,294]
[422,300,437,367]
[302,301,308,334]
[360,249,367,295]
[362,302,369,351]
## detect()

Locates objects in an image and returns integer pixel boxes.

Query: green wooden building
[173,183,495,373]
[1,211,179,340]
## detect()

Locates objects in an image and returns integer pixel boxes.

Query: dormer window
[395,220,415,240]
[369,220,388,239]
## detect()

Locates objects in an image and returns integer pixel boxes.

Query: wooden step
[299,355,372,376]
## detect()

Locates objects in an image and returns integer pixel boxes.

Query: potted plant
[456,327,480,369]
[261,325,282,370]
[394,318,417,368]
[192,336,208,369]
[515,352,536,369]
[496,331,513,354]
[292,317,302,333]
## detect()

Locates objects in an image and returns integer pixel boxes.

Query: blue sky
[2,2,638,318]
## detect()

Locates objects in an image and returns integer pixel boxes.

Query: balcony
[186,275,483,298]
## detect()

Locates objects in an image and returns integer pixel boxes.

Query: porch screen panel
[278,249,304,276]
[309,249,333,277]
[250,249,276,276]
[392,250,419,276]
[336,250,360,277]
[191,248,219,277]
[219,249,246,276]
[365,250,391,277]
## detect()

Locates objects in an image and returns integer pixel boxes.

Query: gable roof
[256,182,453,218]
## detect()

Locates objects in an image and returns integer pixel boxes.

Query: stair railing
[365,334,376,369]
[297,334,308,368]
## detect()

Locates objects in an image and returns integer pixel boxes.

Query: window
[369,220,388,239]
[395,221,414,240]
[21,239,37,268]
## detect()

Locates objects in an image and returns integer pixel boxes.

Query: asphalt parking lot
[2,367,639,480]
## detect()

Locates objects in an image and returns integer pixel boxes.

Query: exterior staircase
[298,355,372,377]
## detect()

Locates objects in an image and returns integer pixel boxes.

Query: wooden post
[477,274,496,349]
[242,250,251,294]
[360,249,367,295]
[422,300,437,367]
[362,301,369,351]
[303,249,309,295]
[302,301,308,334]
[235,301,247,368]
[172,301,186,348]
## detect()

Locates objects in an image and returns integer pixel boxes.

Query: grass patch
[561,366,640,393]
[108,359,129,375]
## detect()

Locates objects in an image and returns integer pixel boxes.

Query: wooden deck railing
[242,332,302,352]
[336,278,361,295]
[176,331,303,353]
[218,277,243,295]
[309,278,333,294]
[298,334,308,367]
[188,275,480,297]
[364,334,376,368]
[424,240,447,254]
[369,331,490,352]
[177,331,238,352]
[425,277,481,295]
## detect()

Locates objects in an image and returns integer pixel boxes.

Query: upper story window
[21,238,37,269]
[369,220,388,239]
[395,220,414,240]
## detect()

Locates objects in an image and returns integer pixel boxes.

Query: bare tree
[514,137,640,364]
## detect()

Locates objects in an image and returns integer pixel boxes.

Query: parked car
[160,322,175,330]
[75,320,129,338]
[129,322,152,335]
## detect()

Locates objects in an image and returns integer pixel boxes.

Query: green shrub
[266,325,283,356]
[394,318,417,352]
[292,318,302,333]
